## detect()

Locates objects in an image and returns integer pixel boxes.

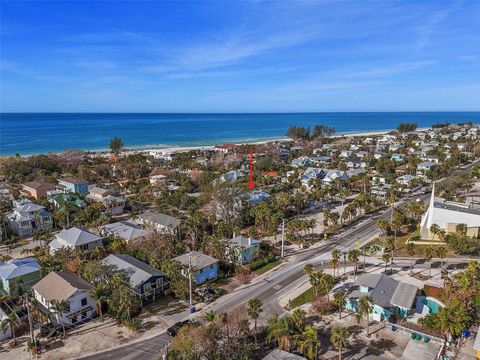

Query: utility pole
[188,252,194,313]
[281,219,285,258]
[24,293,36,349]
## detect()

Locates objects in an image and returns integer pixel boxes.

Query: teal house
[346,274,417,321]
[57,177,89,195]
[173,251,218,284]
[0,257,41,296]
[226,235,261,265]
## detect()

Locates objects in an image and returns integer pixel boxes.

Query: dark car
[166,320,190,337]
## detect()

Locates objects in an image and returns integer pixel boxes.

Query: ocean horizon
[1,112,479,156]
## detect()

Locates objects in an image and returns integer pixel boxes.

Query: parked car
[166,320,190,337]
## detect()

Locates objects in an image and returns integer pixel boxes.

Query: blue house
[226,235,261,265]
[57,177,89,195]
[102,254,169,301]
[346,274,418,321]
[173,251,218,284]
[0,257,41,295]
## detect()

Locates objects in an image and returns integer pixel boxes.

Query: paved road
[80,332,171,360]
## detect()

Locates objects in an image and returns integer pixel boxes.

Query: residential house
[5,200,53,237]
[346,273,418,321]
[173,251,218,284]
[149,174,167,186]
[21,181,56,200]
[249,191,271,205]
[226,235,261,265]
[86,186,125,215]
[217,170,245,184]
[420,185,480,239]
[370,184,392,201]
[397,174,419,187]
[98,220,150,243]
[291,156,312,168]
[136,210,180,234]
[57,177,89,195]
[49,227,104,253]
[416,161,436,178]
[49,193,86,212]
[102,254,169,301]
[0,257,41,295]
[312,156,332,165]
[391,153,405,162]
[214,144,237,154]
[32,271,96,326]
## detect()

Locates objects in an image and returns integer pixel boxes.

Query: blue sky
[1,1,479,112]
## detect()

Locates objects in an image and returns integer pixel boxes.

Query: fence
[386,321,445,345]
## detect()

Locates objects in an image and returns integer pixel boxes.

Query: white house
[420,184,480,239]
[5,200,53,238]
[32,271,96,326]
[136,210,179,234]
[49,227,104,253]
[87,187,125,215]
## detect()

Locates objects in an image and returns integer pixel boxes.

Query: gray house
[136,210,179,234]
[49,227,104,253]
[102,254,169,301]
[98,220,150,243]
[5,200,53,237]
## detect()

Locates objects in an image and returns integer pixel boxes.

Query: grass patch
[290,287,314,308]
[254,259,281,275]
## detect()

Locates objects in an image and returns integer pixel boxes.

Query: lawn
[289,287,314,308]
[254,259,281,275]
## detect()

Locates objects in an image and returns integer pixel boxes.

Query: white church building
[420,184,480,239]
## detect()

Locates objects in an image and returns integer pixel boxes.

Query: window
[199,268,204,274]
[210,264,214,269]
[81,298,87,307]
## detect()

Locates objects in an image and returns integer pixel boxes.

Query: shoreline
[0,127,423,158]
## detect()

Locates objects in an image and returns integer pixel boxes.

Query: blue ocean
[0,112,479,156]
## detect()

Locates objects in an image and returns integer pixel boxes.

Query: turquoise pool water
[424,298,443,314]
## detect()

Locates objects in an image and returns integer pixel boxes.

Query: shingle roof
[173,251,218,271]
[102,254,166,289]
[352,274,417,311]
[391,282,417,309]
[32,271,93,301]
[0,257,40,280]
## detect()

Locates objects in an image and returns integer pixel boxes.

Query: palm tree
[90,285,107,321]
[290,308,306,333]
[333,292,346,319]
[382,253,391,274]
[331,249,341,277]
[406,242,416,277]
[266,314,293,351]
[429,224,440,243]
[330,326,349,360]
[358,295,374,336]
[303,264,314,276]
[1,310,19,345]
[347,249,361,279]
[436,245,447,270]
[246,297,263,345]
[51,300,69,338]
[425,246,435,278]
[385,237,395,274]
[296,325,319,360]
